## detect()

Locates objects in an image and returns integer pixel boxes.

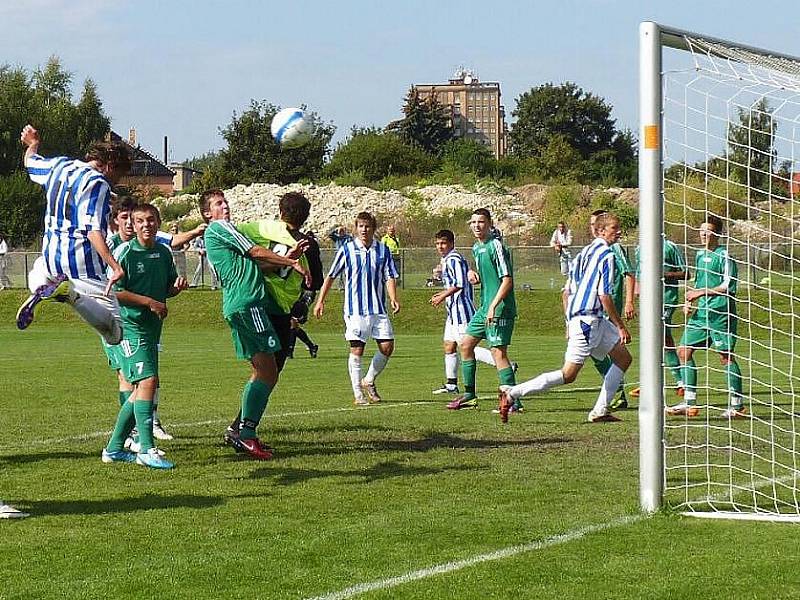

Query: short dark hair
[472,207,491,219]
[132,203,161,222]
[355,211,377,229]
[111,195,139,220]
[591,209,607,218]
[279,192,311,229]
[199,189,224,223]
[435,229,455,245]
[706,214,724,233]
[85,141,131,175]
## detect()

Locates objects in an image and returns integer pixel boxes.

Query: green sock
[498,366,515,387]
[134,400,155,452]
[727,361,743,404]
[240,379,272,440]
[118,389,132,407]
[461,359,477,400]
[683,358,697,403]
[107,401,136,452]
[592,355,611,377]
[665,349,682,385]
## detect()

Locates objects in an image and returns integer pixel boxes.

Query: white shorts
[564,316,620,365]
[344,314,394,343]
[443,321,468,343]
[28,256,121,319]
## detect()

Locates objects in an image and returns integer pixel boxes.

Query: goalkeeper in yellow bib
[447,208,517,410]
[667,215,744,419]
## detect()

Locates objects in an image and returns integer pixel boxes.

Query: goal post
[638,22,800,521]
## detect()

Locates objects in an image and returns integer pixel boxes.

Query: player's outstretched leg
[16,273,70,330]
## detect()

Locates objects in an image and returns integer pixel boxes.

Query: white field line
[304,515,644,600]
[0,401,437,453]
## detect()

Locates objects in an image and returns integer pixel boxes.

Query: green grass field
[1,289,799,599]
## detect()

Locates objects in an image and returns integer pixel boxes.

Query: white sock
[348,354,363,400]
[365,352,389,382]
[510,370,564,400]
[593,363,625,414]
[444,352,459,380]
[72,295,123,344]
[473,346,496,366]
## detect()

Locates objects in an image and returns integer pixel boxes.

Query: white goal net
[640,23,800,520]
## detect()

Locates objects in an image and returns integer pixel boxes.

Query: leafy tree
[206,100,335,187]
[728,97,775,200]
[439,138,495,176]
[0,172,47,247]
[324,128,436,181]
[0,66,35,175]
[510,82,635,184]
[74,79,110,154]
[386,88,453,153]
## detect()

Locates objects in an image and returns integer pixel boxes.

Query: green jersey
[107,233,123,253]
[692,245,737,318]
[204,219,266,318]
[610,243,633,311]
[236,220,308,315]
[472,237,516,318]
[634,239,687,306]
[112,238,177,341]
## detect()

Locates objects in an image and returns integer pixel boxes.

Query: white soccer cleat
[0,501,30,519]
[152,421,174,441]
[721,406,748,419]
[665,402,700,417]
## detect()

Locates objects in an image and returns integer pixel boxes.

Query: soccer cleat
[0,501,29,519]
[353,397,369,406]
[432,384,460,395]
[152,420,174,441]
[237,437,273,460]
[665,402,700,417]
[309,344,319,358]
[588,409,622,423]
[722,406,748,419]
[15,274,70,330]
[447,395,478,410]
[510,400,524,413]
[223,426,241,449]
[124,437,165,456]
[629,387,641,398]
[609,390,629,411]
[101,448,137,464]
[360,378,382,404]
[136,448,174,469]
[498,389,512,423]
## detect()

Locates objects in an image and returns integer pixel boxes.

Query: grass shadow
[21,493,225,516]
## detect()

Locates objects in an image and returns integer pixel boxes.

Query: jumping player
[16,124,131,344]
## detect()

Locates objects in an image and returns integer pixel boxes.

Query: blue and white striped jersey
[328,238,399,316]
[26,154,113,281]
[566,237,616,319]
[440,249,475,325]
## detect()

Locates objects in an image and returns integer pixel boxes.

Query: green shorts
[680,312,737,352]
[465,309,515,348]
[226,304,281,360]
[103,341,120,371]
[118,337,159,384]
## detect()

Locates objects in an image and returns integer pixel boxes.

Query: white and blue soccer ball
[271,107,313,149]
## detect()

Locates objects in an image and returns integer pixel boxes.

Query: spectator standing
[0,234,10,290]
[550,221,573,276]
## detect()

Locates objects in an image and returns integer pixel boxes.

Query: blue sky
[3,1,799,163]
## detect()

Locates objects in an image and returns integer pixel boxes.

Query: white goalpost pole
[638,21,665,514]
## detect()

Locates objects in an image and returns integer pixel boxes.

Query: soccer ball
[271,107,313,148]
